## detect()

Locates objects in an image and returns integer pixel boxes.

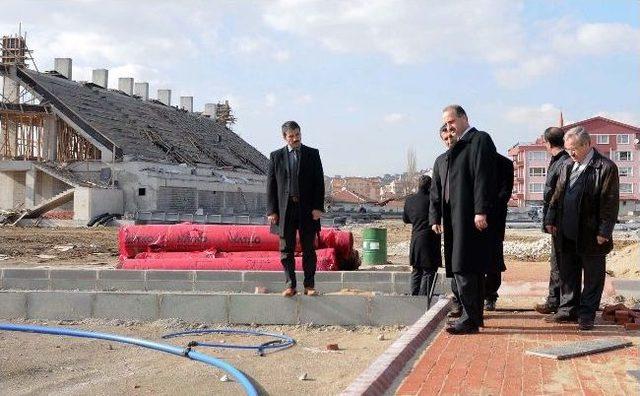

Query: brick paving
[396,311,640,395]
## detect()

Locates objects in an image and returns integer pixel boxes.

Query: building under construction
[0,33,269,224]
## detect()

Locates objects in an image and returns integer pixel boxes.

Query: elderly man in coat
[544,126,619,330]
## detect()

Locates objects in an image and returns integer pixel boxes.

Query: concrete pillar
[92,69,108,88]
[118,78,134,95]
[203,103,216,117]
[0,172,15,209]
[25,168,36,209]
[158,89,171,106]
[42,115,57,161]
[134,82,149,100]
[180,96,193,112]
[2,77,20,103]
[54,58,72,79]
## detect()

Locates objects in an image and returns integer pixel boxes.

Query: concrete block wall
[0,268,448,295]
[0,291,431,325]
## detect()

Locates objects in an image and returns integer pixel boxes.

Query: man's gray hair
[564,126,590,146]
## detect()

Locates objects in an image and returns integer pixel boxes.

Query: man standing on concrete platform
[535,127,569,315]
[267,121,325,297]
[544,127,619,330]
[404,175,442,296]
[434,105,497,335]
[483,154,514,311]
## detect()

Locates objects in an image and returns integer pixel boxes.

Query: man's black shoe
[544,312,578,323]
[447,305,462,318]
[534,303,558,315]
[445,324,479,335]
[484,300,496,311]
[578,318,595,331]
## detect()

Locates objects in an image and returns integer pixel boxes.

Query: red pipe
[120,248,338,271]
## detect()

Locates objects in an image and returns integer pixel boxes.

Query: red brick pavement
[396,312,639,395]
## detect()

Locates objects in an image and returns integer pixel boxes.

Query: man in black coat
[484,154,514,311]
[403,175,442,296]
[434,105,498,335]
[544,127,619,330]
[266,121,325,297]
[535,127,569,314]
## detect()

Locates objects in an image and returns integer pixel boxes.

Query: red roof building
[508,116,640,215]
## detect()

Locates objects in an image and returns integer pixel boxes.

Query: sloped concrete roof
[16,68,268,174]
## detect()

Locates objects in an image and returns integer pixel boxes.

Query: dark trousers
[410,267,436,296]
[452,273,484,328]
[545,238,561,308]
[557,237,606,320]
[484,272,501,302]
[280,200,317,289]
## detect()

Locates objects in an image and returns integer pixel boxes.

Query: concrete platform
[0,290,433,325]
[0,268,450,295]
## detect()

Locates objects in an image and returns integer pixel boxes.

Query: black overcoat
[489,154,514,272]
[266,144,325,237]
[429,128,497,276]
[403,187,442,271]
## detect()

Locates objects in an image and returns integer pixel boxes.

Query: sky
[1,0,638,176]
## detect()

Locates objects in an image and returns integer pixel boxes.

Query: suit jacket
[266,144,325,237]
[431,128,498,275]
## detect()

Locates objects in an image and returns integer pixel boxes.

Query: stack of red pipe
[117,224,360,271]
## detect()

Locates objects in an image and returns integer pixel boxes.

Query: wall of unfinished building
[59,160,268,216]
[0,168,73,210]
[110,161,267,215]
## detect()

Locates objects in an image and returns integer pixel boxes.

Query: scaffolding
[55,118,101,162]
[215,100,236,128]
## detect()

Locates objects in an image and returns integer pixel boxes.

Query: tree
[405,147,418,194]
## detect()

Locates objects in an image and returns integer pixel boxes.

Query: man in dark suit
[535,127,569,314]
[435,105,497,335]
[266,121,325,297]
[430,124,461,316]
[544,127,619,330]
[403,175,442,296]
[484,154,514,311]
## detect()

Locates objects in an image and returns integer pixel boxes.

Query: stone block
[27,292,93,320]
[98,270,146,280]
[93,293,158,321]
[229,295,298,324]
[299,295,369,325]
[3,269,49,279]
[0,292,27,318]
[2,279,49,290]
[370,295,429,326]
[146,280,194,292]
[50,269,97,280]
[195,271,242,281]
[159,294,228,323]
[50,279,97,291]
[97,280,146,292]
[146,270,194,281]
[194,281,245,293]
[243,271,284,282]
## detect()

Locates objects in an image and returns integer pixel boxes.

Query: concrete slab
[159,294,228,323]
[93,293,158,321]
[195,271,242,281]
[194,281,245,293]
[146,280,194,292]
[98,270,145,280]
[0,292,27,318]
[299,295,369,325]
[2,279,50,290]
[27,292,93,320]
[97,280,146,292]
[526,338,633,360]
[229,295,298,324]
[370,295,430,326]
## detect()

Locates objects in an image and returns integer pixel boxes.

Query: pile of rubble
[601,303,640,330]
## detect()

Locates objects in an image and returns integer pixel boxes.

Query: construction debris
[601,303,640,326]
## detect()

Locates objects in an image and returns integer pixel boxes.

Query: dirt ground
[0,320,401,395]
[0,221,638,279]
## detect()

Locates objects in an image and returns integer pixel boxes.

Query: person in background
[483,154,514,311]
[535,126,569,314]
[404,175,442,295]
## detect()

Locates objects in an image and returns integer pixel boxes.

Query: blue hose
[162,328,296,356]
[0,323,259,396]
